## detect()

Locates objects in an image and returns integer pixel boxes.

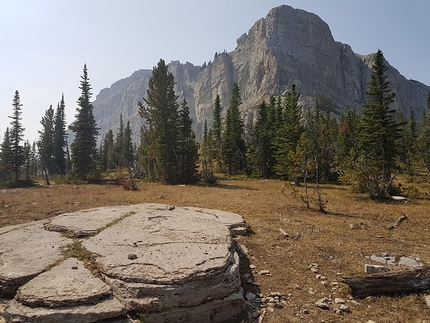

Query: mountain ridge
[91,4,429,142]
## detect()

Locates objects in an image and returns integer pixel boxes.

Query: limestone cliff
[92,5,429,141]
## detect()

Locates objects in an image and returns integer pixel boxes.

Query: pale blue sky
[1,0,429,143]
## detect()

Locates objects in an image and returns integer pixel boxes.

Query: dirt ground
[1,177,430,322]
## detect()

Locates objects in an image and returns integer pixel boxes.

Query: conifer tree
[200,120,211,171]
[250,100,273,177]
[38,105,55,183]
[177,100,199,184]
[138,59,180,184]
[273,84,303,180]
[113,114,125,167]
[52,94,67,175]
[100,130,115,172]
[417,91,430,176]
[122,121,134,166]
[70,64,99,180]
[211,94,223,170]
[357,49,403,198]
[22,141,32,181]
[0,128,13,181]
[221,82,247,175]
[9,91,25,182]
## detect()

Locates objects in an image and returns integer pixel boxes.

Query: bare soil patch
[1,178,430,322]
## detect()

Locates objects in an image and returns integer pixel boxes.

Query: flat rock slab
[3,297,125,323]
[0,222,71,298]
[15,258,113,308]
[82,204,246,318]
[44,205,140,237]
[1,203,247,322]
[83,204,236,284]
[180,207,247,236]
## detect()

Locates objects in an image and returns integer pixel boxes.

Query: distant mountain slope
[91,4,429,142]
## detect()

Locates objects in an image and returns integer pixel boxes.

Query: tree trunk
[342,266,430,298]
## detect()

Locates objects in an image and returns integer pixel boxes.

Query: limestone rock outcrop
[0,223,71,298]
[1,204,247,323]
[90,4,429,142]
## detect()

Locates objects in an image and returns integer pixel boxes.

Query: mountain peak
[92,5,429,142]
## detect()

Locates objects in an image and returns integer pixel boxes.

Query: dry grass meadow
[1,175,430,322]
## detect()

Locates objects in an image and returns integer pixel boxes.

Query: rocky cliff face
[92,5,429,142]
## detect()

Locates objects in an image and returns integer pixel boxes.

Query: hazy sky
[1,0,429,143]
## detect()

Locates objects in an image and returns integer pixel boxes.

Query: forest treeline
[1,51,430,199]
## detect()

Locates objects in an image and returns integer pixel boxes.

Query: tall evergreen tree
[211,94,223,170]
[250,100,273,177]
[52,94,67,175]
[200,120,210,171]
[273,84,303,180]
[122,121,134,166]
[0,128,13,181]
[113,114,125,167]
[138,59,180,184]
[221,82,247,175]
[357,49,403,198]
[9,91,25,182]
[177,100,199,184]
[100,129,115,172]
[37,105,55,182]
[22,140,32,181]
[70,64,99,180]
[417,91,430,176]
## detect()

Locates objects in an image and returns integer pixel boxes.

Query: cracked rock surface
[1,203,247,323]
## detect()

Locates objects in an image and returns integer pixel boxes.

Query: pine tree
[0,128,13,181]
[177,100,199,184]
[70,64,99,180]
[211,94,223,170]
[100,130,115,173]
[273,84,303,180]
[37,105,55,183]
[9,90,25,182]
[417,91,430,176]
[357,49,403,198]
[138,59,180,184]
[113,114,125,167]
[200,120,211,172]
[250,100,273,177]
[122,121,134,166]
[52,94,67,175]
[221,82,247,175]
[22,141,32,181]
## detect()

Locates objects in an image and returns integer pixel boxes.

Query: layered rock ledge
[1,204,247,323]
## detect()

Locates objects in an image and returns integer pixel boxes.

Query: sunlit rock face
[90,5,429,142]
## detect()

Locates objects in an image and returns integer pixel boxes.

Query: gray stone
[424,295,430,308]
[14,258,113,308]
[81,204,246,318]
[0,222,71,298]
[370,255,388,264]
[44,205,139,237]
[3,297,125,323]
[0,203,247,322]
[398,256,421,267]
[365,264,391,274]
[315,297,331,310]
[246,292,257,301]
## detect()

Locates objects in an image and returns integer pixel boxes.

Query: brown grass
[1,176,430,322]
